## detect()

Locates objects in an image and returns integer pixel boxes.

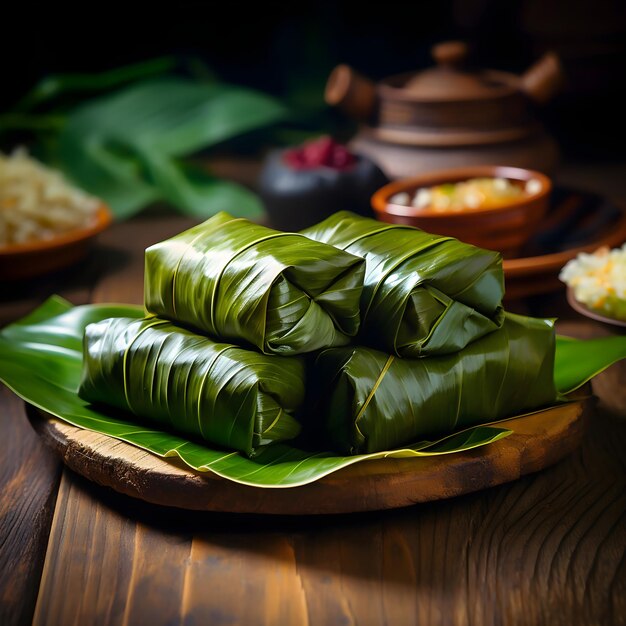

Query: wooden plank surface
[31,405,626,626]
[0,387,61,626]
[2,214,626,625]
[0,215,191,625]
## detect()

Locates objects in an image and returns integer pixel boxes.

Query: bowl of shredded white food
[0,149,111,280]
[560,244,626,324]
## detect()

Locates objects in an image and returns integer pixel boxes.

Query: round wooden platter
[27,400,588,515]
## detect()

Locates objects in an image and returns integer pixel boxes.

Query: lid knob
[432,41,468,68]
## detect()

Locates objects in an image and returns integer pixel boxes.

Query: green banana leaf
[54,78,288,219]
[0,58,178,137]
[302,211,505,357]
[0,297,518,487]
[554,334,626,393]
[79,317,305,457]
[311,313,557,454]
[144,212,365,355]
[2,298,626,488]
[11,58,179,114]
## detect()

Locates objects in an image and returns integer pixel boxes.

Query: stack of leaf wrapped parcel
[77,210,559,458]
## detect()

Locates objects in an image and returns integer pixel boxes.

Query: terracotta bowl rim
[371,165,552,218]
[0,204,113,257]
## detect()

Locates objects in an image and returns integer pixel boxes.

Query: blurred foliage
[0,58,338,220]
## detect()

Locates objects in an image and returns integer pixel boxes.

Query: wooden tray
[503,188,626,299]
[27,399,588,515]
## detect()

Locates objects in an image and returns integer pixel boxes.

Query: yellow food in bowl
[390,177,542,213]
[560,245,626,321]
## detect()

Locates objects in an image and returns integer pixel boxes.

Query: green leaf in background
[2,62,290,220]
[137,155,264,218]
[0,58,178,140]
[54,78,288,219]
[12,58,178,114]
[0,297,514,488]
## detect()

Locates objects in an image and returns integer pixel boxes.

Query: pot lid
[401,41,514,100]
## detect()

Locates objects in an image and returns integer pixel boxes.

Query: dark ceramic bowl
[258,148,388,232]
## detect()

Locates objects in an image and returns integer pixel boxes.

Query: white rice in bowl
[0,149,100,246]
[560,244,626,320]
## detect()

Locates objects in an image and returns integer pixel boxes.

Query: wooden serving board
[27,399,588,515]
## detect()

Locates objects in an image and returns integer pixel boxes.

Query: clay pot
[326,41,564,178]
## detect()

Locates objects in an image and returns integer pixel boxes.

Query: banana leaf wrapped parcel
[145,212,365,355]
[311,313,556,454]
[78,317,305,457]
[302,211,505,357]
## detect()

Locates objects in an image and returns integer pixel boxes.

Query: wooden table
[1,215,625,626]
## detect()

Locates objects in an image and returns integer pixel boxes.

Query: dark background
[2,0,625,155]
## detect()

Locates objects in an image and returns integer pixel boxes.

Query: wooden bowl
[371,165,551,257]
[0,204,113,280]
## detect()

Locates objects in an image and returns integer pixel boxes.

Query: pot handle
[520,52,564,105]
[325,65,377,122]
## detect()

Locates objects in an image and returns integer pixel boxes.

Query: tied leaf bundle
[302,211,505,356]
[78,317,305,457]
[145,212,365,355]
[313,313,557,454]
